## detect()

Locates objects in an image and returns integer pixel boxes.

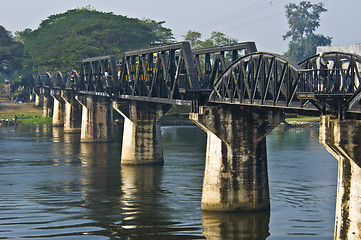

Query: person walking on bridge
[316,52,329,92]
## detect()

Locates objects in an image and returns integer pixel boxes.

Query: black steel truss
[81,55,118,91]
[191,42,257,89]
[209,52,361,117]
[30,42,361,117]
[209,52,302,107]
[117,41,199,102]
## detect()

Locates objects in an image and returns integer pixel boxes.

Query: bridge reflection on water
[0,124,336,239]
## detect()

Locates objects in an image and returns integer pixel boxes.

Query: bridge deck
[28,42,361,119]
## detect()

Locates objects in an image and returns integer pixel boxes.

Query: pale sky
[0,0,359,54]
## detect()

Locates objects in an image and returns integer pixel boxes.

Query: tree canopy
[283,1,332,62]
[18,7,174,73]
[183,30,237,49]
[0,26,23,75]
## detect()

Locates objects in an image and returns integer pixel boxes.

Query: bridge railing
[298,68,360,94]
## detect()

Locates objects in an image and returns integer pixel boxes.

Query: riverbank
[0,99,51,125]
[0,98,320,127]
[281,117,320,127]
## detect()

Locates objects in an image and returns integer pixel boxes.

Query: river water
[0,124,337,239]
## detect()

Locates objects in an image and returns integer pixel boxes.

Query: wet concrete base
[319,115,361,240]
[190,105,284,212]
[114,101,171,165]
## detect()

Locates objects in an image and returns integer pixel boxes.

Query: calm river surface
[0,124,337,239]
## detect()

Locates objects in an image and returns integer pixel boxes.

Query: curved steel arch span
[209,52,304,109]
[209,51,361,117]
[299,51,361,69]
[36,72,53,88]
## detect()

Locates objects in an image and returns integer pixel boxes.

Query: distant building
[317,43,361,56]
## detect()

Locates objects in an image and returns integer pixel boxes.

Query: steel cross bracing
[28,42,361,118]
[209,51,361,118]
[191,42,257,90]
[81,55,119,91]
[116,42,199,105]
[298,52,361,118]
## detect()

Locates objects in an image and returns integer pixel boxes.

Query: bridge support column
[113,101,171,165]
[76,95,114,142]
[319,115,361,240]
[41,88,53,117]
[28,88,35,102]
[34,88,42,106]
[62,91,82,133]
[50,90,64,127]
[190,106,284,212]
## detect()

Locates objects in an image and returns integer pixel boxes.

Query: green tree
[18,8,173,73]
[183,31,237,49]
[0,26,23,75]
[143,19,174,44]
[283,1,331,62]
[183,30,202,48]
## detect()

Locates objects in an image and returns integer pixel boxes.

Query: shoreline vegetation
[0,98,320,127]
[0,99,51,125]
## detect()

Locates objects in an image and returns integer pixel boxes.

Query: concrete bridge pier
[40,88,53,117]
[28,88,35,102]
[50,90,65,127]
[319,115,361,240]
[190,106,284,212]
[61,91,82,133]
[34,88,42,107]
[113,101,171,165]
[76,95,114,142]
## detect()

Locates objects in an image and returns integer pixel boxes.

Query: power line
[195,0,270,31]
[176,0,288,40]
[222,11,284,32]
[196,0,287,31]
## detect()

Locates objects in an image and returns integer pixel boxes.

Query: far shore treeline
[0,1,331,85]
[0,6,177,84]
[0,6,239,84]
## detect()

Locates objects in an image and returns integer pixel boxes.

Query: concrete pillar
[113,101,171,165]
[190,106,284,212]
[41,88,53,117]
[29,88,35,102]
[50,90,64,127]
[62,91,82,133]
[34,88,42,106]
[319,115,361,240]
[76,95,114,142]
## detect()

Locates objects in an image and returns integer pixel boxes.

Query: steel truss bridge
[24,41,361,119]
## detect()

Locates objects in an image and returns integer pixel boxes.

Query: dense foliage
[283,1,332,62]
[18,7,173,73]
[183,31,237,49]
[0,26,23,75]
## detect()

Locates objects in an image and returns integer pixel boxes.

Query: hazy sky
[1,0,359,54]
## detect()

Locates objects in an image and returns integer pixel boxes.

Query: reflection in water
[202,211,270,240]
[120,166,163,233]
[0,125,337,239]
[78,141,123,236]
